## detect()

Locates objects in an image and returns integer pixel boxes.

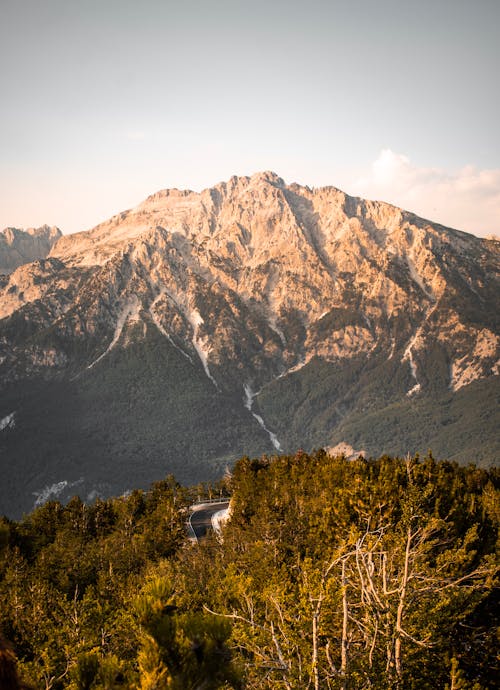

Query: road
[189,501,230,541]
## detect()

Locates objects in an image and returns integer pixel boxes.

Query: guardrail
[190,497,231,507]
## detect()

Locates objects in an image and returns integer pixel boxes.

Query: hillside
[0,172,498,517]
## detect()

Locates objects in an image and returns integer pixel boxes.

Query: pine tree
[134,576,241,690]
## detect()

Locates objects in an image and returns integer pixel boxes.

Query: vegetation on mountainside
[257,357,500,466]
[0,328,272,519]
[0,452,498,689]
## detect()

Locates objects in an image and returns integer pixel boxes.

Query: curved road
[189,501,230,541]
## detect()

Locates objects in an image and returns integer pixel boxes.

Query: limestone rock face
[0,225,62,275]
[0,172,498,518]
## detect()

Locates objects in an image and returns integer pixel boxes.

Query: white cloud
[351,149,500,238]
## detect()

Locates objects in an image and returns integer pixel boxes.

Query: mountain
[0,225,62,275]
[0,172,499,518]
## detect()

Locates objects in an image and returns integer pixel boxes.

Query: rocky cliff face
[0,172,498,517]
[0,225,62,275]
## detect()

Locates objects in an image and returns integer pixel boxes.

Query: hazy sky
[1,0,499,236]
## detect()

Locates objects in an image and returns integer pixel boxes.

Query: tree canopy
[0,453,498,689]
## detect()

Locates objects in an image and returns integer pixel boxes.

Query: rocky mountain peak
[0,225,62,275]
[249,170,286,186]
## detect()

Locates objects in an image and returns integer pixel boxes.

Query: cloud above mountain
[352,149,500,237]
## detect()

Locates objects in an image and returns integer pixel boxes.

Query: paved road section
[189,501,230,541]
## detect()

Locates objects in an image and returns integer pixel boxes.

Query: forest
[0,451,498,689]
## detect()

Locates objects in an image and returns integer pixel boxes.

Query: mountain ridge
[0,224,62,275]
[0,172,498,517]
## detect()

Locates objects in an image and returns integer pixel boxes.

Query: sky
[1,0,499,237]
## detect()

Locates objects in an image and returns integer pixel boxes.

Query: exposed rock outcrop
[0,225,62,275]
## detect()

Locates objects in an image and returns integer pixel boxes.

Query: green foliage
[0,454,498,689]
[0,477,191,689]
[134,576,240,689]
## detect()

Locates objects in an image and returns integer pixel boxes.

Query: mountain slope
[0,172,498,517]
